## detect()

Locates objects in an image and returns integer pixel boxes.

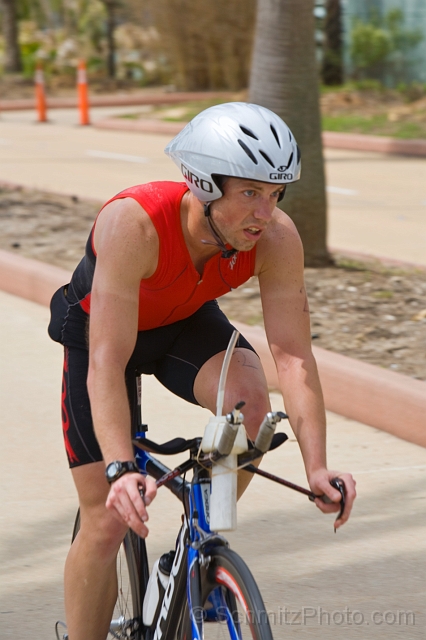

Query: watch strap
[106,460,139,484]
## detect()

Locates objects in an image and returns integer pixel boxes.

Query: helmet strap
[202,202,238,259]
[203,203,211,217]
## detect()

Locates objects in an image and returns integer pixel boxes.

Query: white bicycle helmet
[164,102,301,202]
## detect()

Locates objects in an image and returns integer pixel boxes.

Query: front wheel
[71,511,144,640]
[179,546,274,640]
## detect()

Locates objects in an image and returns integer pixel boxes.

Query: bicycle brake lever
[310,478,346,532]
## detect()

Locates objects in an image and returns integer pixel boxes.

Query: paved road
[1,289,426,639]
[1,106,426,638]
[0,106,425,265]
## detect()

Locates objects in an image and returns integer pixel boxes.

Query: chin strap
[202,203,238,259]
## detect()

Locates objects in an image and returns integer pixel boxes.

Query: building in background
[341,0,426,85]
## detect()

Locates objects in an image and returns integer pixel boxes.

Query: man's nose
[253,198,273,221]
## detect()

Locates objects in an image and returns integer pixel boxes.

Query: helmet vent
[238,139,258,165]
[296,144,301,164]
[270,125,281,148]
[239,125,258,140]
[259,150,275,168]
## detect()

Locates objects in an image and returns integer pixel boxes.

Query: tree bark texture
[0,0,22,73]
[249,0,330,266]
[101,0,117,78]
[149,0,255,90]
[322,0,343,86]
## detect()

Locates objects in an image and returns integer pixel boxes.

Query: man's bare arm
[256,211,356,527]
[87,198,159,534]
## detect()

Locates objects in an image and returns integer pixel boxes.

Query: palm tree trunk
[322,0,343,86]
[249,0,330,266]
[1,0,22,73]
[101,0,117,78]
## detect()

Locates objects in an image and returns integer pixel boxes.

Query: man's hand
[106,473,157,538]
[308,469,356,530]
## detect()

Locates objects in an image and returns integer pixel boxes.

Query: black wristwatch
[105,460,140,484]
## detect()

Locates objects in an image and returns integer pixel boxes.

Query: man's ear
[277,185,287,202]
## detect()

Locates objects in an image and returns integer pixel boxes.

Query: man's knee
[227,383,270,440]
[195,348,269,414]
[72,462,128,558]
[77,505,128,559]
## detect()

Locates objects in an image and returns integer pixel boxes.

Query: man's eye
[244,190,255,196]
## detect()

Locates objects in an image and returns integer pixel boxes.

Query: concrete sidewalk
[1,288,426,639]
[0,106,425,266]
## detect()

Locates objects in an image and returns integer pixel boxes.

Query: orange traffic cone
[77,59,90,126]
[35,61,47,123]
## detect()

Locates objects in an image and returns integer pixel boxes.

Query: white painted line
[86,150,149,163]
[327,186,358,196]
[354,464,426,475]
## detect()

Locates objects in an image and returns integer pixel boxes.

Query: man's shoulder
[102,181,188,222]
[264,207,300,246]
[255,207,303,276]
[119,181,187,196]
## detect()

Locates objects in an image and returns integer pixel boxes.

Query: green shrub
[351,22,392,71]
[20,41,40,78]
[350,9,423,84]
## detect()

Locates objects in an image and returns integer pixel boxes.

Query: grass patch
[333,257,370,272]
[116,91,426,141]
[322,113,426,139]
[118,98,231,122]
[119,113,141,119]
[159,98,227,121]
[333,255,424,278]
[323,113,387,134]
[394,121,426,139]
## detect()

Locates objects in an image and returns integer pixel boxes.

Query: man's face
[209,178,285,251]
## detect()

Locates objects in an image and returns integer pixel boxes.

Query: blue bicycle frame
[133,425,245,640]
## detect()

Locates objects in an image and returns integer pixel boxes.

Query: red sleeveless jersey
[79,181,256,331]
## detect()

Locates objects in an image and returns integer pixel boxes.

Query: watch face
[106,461,122,481]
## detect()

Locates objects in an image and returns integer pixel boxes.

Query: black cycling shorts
[58,299,256,468]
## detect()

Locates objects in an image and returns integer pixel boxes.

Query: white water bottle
[210,453,238,531]
[143,551,175,627]
[202,414,247,532]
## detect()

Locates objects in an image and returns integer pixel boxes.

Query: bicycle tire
[71,510,144,640]
[178,546,274,640]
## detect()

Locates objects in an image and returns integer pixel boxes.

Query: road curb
[0,249,70,307]
[1,248,425,447]
[234,322,426,448]
[2,91,425,156]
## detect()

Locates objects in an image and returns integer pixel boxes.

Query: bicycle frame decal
[200,481,210,526]
[192,480,211,530]
[153,518,188,640]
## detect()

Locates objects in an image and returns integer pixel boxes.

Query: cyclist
[49,102,356,640]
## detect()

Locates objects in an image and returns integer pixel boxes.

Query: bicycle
[56,331,345,640]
